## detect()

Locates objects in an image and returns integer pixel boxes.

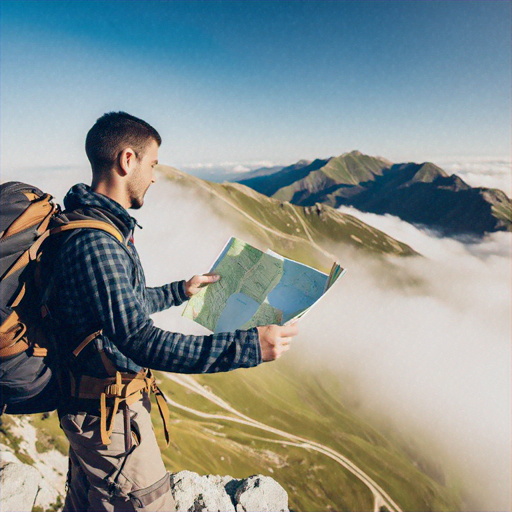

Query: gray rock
[169,471,289,512]
[0,462,42,512]
[234,475,288,512]
[0,460,289,512]
[170,470,236,512]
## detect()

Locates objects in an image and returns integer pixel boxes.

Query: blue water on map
[266,259,328,323]
[215,292,259,333]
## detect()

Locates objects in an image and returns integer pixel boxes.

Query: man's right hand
[256,323,299,362]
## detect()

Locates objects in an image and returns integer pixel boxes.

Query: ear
[118,148,138,176]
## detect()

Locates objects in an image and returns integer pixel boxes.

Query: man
[47,112,298,512]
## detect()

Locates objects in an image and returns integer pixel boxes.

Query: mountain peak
[339,150,363,158]
[337,150,392,167]
[409,162,449,183]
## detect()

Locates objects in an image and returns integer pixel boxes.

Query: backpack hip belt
[69,368,171,450]
[66,329,171,450]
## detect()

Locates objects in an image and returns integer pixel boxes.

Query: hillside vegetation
[154,358,461,512]
[153,166,461,511]
[158,165,416,267]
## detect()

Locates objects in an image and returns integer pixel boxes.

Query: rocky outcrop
[234,475,288,512]
[170,472,235,511]
[2,414,288,512]
[0,415,68,511]
[0,462,289,512]
[170,471,289,512]
[0,461,41,512]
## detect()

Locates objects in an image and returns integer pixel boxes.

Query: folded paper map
[183,237,346,333]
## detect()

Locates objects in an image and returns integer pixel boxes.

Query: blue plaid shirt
[47,183,261,377]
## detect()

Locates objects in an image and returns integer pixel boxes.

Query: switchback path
[163,373,403,512]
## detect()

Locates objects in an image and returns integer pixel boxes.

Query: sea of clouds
[334,206,511,511]
[132,172,512,512]
[434,157,512,197]
[3,162,510,511]
[144,175,511,511]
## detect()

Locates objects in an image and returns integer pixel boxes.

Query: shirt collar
[63,183,140,232]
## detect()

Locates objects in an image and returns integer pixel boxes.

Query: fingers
[203,272,221,282]
[191,273,221,288]
[279,323,299,337]
[257,323,298,362]
[274,339,292,358]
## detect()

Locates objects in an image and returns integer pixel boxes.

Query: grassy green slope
[311,151,390,185]
[153,358,460,512]
[154,166,459,511]
[242,153,511,235]
[487,188,512,228]
[271,151,390,202]
[493,202,512,224]
[408,163,448,184]
[158,165,416,265]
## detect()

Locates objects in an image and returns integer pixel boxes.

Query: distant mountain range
[235,151,512,237]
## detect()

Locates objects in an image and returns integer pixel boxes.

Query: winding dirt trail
[164,373,403,512]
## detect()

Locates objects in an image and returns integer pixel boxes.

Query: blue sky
[1,0,511,174]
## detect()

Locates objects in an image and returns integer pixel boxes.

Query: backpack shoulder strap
[37,219,126,320]
[50,219,125,245]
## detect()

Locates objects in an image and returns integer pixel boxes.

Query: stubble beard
[127,163,150,210]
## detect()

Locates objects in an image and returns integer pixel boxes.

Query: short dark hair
[86,112,161,174]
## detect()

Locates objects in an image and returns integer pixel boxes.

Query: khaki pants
[60,393,176,511]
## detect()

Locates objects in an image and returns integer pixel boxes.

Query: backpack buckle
[105,383,122,397]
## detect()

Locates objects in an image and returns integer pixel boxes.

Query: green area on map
[183,237,344,333]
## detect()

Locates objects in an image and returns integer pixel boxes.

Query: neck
[91,175,130,210]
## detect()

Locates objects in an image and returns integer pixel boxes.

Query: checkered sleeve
[62,231,262,373]
[145,281,189,314]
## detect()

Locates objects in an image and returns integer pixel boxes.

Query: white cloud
[232,164,251,173]
[176,160,280,179]
[180,162,215,170]
[215,160,278,169]
[141,185,512,511]
[434,157,512,197]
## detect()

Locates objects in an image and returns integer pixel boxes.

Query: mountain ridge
[236,151,511,236]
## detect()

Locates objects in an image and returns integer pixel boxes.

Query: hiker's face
[127,139,159,209]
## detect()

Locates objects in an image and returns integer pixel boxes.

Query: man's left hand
[185,273,221,297]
